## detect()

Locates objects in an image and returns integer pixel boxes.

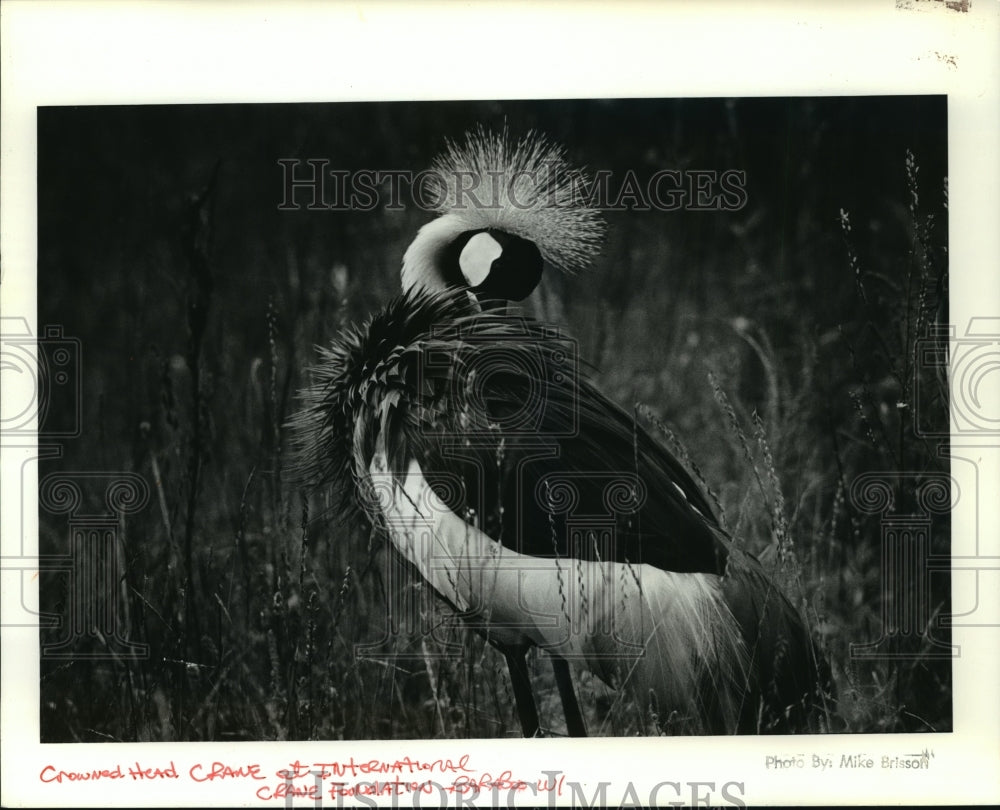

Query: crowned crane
[291,129,832,737]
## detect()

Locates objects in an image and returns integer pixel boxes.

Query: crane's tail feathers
[587,569,751,735]
[722,554,836,733]
[428,125,605,272]
[597,562,834,734]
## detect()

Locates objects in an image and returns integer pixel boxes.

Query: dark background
[37,97,950,740]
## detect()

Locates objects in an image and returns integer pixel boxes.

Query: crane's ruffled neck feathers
[287,287,472,524]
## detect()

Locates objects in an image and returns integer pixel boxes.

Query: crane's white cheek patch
[459,232,502,287]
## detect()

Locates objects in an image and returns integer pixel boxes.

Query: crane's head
[401,127,605,307]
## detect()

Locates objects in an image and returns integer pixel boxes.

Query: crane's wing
[290,287,729,576]
[289,286,833,733]
[371,451,752,733]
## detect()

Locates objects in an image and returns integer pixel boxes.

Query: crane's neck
[400,214,466,295]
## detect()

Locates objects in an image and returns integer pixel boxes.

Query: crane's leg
[551,656,587,737]
[503,647,541,737]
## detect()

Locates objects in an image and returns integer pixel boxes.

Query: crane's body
[373,454,750,733]
[292,289,831,734]
[292,128,832,735]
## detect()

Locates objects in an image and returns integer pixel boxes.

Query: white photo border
[2,1,998,807]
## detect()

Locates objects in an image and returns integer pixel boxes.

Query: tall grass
[37,99,950,740]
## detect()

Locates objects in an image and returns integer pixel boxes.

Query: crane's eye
[444,228,544,303]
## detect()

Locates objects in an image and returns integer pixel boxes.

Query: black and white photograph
[34,96,949,743]
[2,3,998,808]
